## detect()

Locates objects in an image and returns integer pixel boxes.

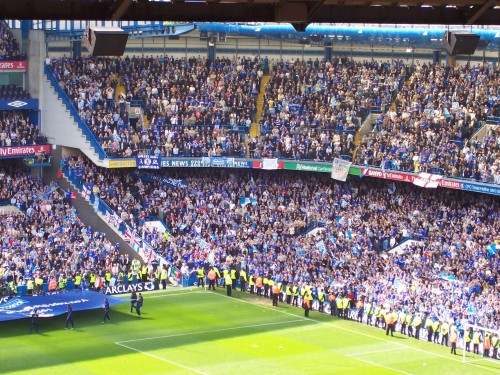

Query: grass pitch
[2,287,500,375]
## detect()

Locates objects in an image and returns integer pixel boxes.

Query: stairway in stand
[114,74,148,128]
[250,75,271,138]
[114,73,126,103]
[246,75,270,157]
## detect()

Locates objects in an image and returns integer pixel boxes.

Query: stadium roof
[2,0,500,27]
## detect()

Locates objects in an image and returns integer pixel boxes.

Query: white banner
[262,158,279,170]
[331,158,352,181]
[413,173,442,188]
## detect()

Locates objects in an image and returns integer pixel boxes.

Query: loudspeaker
[83,26,128,56]
[442,31,480,55]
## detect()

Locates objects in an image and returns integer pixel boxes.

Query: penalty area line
[345,353,414,375]
[349,347,408,356]
[115,318,308,344]
[209,292,500,374]
[115,341,209,375]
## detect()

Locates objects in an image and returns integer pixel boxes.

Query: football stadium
[0,1,499,374]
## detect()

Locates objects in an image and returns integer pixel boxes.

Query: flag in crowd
[240,197,258,206]
[93,196,99,213]
[125,227,142,252]
[42,181,60,200]
[82,184,91,200]
[316,240,327,255]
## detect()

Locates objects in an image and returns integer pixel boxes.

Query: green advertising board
[283,161,360,176]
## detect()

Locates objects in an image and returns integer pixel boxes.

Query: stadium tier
[0,19,499,368]
[0,21,26,61]
[46,55,499,186]
[60,153,500,335]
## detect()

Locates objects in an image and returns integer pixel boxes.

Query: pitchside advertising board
[102,281,156,295]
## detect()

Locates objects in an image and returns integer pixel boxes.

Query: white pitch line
[209,293,500,374]
[349,347,407,356]
[145,291,202,299]
[346,353,414,375]
[116,341,209,375]
[116,318,307,344]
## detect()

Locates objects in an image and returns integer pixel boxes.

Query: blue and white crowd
[0,162,133,297]
[0,23,498,356]
[49,54,500,185]
[63,154,499,340]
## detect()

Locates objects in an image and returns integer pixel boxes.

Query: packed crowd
[0,110,45,147]
[0,162,134,297]
[63,154,499,335]
[49,55,261,157]
[49,54,498,185]
[355,63,500,184]
[253,59,406,161]
[0,21,26,61]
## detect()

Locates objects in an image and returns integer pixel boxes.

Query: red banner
[438,178,461,189]
[252,160,284,169]
[361,168,414,183]
[0,145,50,158]
[0,60,28,72]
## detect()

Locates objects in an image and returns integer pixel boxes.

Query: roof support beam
[466,0,497,25]
[308,0,326,19]
[110,0,133,21]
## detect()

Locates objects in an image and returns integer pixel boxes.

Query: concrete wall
[40,74,107,167]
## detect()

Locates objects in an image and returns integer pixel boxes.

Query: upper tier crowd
[0,21,26,61]
[355,63,500,184]
[49,55,499,185]
[63,154,499,333]
[50,55,260,158]
[0,110,44,147]
[252,58,405,160]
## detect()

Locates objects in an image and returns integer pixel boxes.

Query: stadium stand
[0,21,26,61]
[63,154,499,333]
[254,59,406,160]
[49,55,261,157]
[355,63,500,184]
[49,55,498,185]
[0,110,45,147]
[0,85,31,100]
[0,163,132,296]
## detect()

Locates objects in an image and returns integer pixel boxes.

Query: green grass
[2,288,500,375]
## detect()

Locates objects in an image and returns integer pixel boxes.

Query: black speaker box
[442,31,480,55]
[83,27,128,56]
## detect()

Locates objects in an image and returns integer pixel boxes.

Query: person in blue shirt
[65,304,74,330]
[102,298,111,323]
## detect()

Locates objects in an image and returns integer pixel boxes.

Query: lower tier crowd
[1,158,498,346]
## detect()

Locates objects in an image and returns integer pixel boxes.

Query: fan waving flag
[81,184,91,200]
[125,228,142,251]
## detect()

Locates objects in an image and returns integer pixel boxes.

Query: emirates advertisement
[0,145,50,158]
[0,60,28,72]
